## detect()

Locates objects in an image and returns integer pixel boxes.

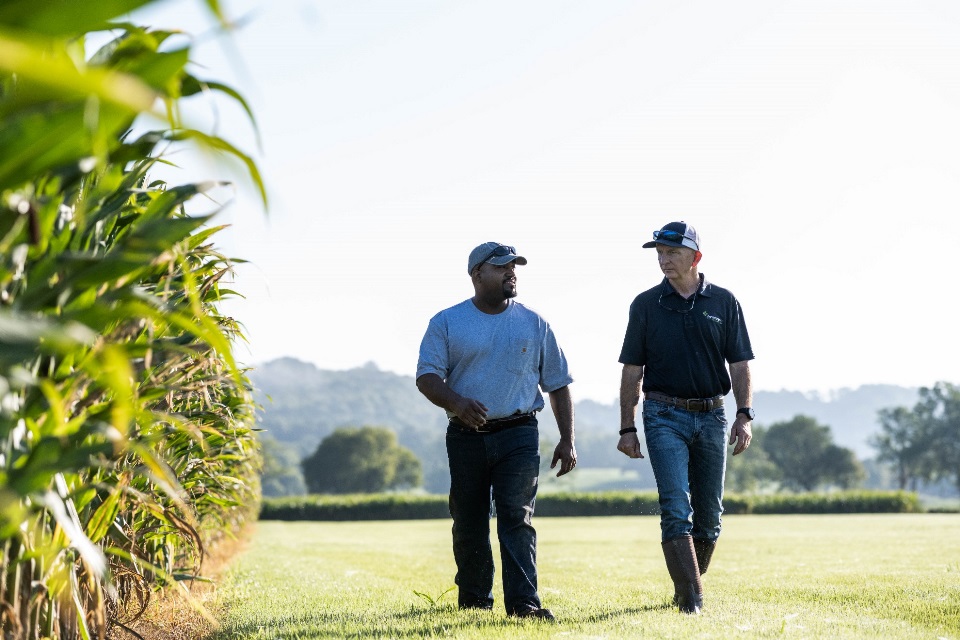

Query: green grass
[207,515,960,639]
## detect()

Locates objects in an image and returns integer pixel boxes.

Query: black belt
[450,412,536,433]
[644,392,723,412]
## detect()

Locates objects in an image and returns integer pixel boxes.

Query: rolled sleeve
[416,315,449,380]
[539,324,573,393]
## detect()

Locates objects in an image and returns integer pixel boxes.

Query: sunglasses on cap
[477,244,517,267]
[653,229,685,243]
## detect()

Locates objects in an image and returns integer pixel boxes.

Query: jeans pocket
[711,407,727,427]
[642,401,672,422]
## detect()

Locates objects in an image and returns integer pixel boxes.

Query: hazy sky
[134,0,960,403]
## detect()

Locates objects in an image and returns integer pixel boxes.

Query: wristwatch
[736,407,755,421]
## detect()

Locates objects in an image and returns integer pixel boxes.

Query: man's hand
[550,440,577,476]
[617,432,645,459]
[452,397,488,429]
[729,416,752,455]
[417,374,488,428]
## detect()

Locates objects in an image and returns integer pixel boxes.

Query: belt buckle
[687,399,706,411]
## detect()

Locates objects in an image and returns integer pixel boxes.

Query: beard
[502,282,518,299]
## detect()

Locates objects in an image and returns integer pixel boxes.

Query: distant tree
[393,447,424,489]
[762,415,864,491]
[399,429,450,493]
[870,406,930,490]
[860,458,897,490]
[302,426,423,493]
[260,437,307,497]
[915,383,960,497]
[724,425,780,493]
[820,444,866,489]
[869,383,960,498]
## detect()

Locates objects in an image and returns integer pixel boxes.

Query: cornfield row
[1,1,263,638]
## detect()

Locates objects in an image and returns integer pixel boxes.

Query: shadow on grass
[200,604,662,639]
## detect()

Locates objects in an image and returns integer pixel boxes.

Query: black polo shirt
[618,274,754,399]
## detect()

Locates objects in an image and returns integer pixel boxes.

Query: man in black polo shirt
[617,221,754,615]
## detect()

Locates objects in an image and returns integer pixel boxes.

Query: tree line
[869,382,960,495]
[278,383,959,499]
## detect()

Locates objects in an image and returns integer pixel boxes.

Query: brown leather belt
[644,391,723,412]
[450,412,537,433]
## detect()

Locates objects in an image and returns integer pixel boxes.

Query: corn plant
[0,1,263,638]
[412,587,455,609]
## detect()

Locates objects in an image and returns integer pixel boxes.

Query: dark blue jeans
[446,420,540,614]
[643,399,728,543]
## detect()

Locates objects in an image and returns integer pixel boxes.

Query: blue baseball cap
[467,242,527,274]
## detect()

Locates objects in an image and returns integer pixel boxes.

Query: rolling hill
[249,357,924,493]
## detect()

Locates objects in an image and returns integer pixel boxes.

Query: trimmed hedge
[745,491,922,514]
[260,490,922,521]
[534,492,660,517]
[261,494,450,521]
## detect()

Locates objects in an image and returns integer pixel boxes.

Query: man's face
[475,260,518,299]
[656,244,698,278]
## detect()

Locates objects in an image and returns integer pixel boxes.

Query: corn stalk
[0,2,262,638]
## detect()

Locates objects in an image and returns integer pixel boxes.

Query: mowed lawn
[207,514,960,639]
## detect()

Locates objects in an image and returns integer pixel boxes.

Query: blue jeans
[643,399,728,543]
[446,420,541,614]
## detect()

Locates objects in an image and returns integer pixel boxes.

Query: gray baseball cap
[642,221,700,251]
[467,242,527,274]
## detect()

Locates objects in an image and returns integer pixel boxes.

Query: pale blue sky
[133,0,960,402]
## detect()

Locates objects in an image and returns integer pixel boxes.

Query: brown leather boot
[693,538,716,575]
[662,535,703,614]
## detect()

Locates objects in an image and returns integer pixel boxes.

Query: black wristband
[619,427,638,435]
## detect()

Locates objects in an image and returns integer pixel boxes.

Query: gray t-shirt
[417,299,573,420]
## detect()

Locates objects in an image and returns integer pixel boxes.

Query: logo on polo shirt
[703,311,722,324]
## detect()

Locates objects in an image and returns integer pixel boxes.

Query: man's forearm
[416,373,460,413]
[619,364,644,428]
[729,361,752,409]
[549,385,575,443]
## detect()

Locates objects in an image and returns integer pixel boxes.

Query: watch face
[739,408,755,420]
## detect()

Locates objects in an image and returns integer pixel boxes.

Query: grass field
[206,514,960,639]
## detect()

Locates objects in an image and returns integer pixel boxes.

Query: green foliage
[250,361,934,498]
[0,2,262,638]
[250,360,447,453]
[533,491,661,516]
[259,436,307,498]
[820,443,865,489]
[249,359,450,492]
[871,405,929,490]
[762,415,865,491]
[261,493,450,521]
[393,446,424,489]
[724,424,780,492]
[912,383,960,495]
[745,490,921,514]
[260,490,918,521]
[870,383,960,499]
[302,426,423,494]
[412,586,455,608]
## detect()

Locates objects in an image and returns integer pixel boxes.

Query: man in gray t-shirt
[416,242,577,621]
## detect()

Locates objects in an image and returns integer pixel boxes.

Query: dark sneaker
[511,607,556,622]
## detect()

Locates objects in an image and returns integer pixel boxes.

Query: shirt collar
[660,273,712,297]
